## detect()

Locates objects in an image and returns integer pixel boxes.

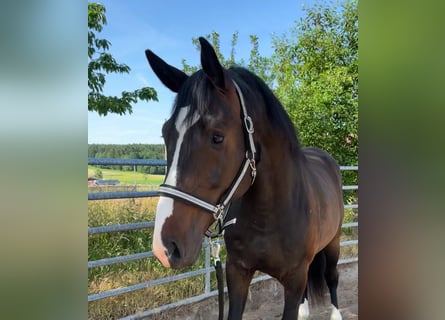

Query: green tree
[271,0,358,167]
[88,2,158,116]
[94,168,103,179]
[247,35,274,88]
[182,32,243,74]
[179,0,358,171]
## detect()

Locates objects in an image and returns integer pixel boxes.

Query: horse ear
[199,37,226,91]
[145,50,188,93]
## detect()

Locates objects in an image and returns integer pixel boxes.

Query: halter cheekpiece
[157,80,257,238]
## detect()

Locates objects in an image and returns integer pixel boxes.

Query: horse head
[146,38,253,268]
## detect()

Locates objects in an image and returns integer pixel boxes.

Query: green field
[88,165,165,185]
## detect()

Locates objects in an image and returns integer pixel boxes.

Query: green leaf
[88,2,158,116]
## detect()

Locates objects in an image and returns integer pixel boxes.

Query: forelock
[171,71,214,127]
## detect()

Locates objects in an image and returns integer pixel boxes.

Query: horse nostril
[167,240,182,262]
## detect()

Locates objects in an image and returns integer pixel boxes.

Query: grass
[88,165,165,185]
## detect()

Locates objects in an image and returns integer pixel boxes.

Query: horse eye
[212,134,224,144]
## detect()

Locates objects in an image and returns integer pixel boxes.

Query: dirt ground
[150,262,357,320]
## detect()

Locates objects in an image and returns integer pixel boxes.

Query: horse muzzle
[152,198,207,269]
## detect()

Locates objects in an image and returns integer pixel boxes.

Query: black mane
[228,67,301,152]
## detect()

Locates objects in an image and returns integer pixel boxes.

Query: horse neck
[245,127,304,212]
[235,75,303,211]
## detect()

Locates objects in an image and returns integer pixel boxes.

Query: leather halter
[157,80,257,237]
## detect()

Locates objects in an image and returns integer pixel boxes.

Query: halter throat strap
[232,80,257,164]
[157,79,257,237]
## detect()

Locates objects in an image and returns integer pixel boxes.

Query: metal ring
[213,205,224,221]
[244,116,254,133]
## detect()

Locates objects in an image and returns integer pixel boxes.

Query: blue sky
[88,0,314,144]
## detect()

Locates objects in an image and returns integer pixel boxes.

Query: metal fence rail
[88,158,358,319]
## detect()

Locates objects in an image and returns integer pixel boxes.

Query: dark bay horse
[145,37,344,320]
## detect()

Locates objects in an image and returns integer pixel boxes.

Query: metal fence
[88,158,358,320]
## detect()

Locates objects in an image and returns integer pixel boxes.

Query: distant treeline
[88,144,166,174]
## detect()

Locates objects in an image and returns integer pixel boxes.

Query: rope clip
[210,240,221,264]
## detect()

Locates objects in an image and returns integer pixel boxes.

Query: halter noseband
[157,80,257,237]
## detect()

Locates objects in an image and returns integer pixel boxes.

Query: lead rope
[210,240,224,320]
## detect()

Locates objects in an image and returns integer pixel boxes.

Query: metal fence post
[204,237,211,294]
